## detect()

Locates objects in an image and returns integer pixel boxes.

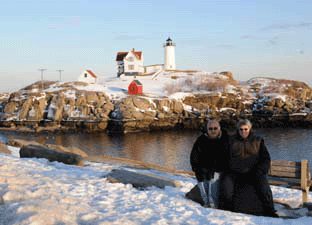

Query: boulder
[33,97,46,120]
[132,97,152,110]
[121,97,135,108]
[85,91,99,104]
[103,101,114,112]
[275,99,285,108]
[19,144,84,166]
[44,144,88,158]
[0,142,11,154]
[4,102,17,114]
[143,111,157,120]
[105,169,180,189]
[97,95,107,108]
[185,184,205,206]
[19,98,33,120]
[172,100,184,113]
[54,93,65,121]
[220,71,234,80]
[156,99,171,112]
[76,94,87,106]
[131,111,145,120]
[8,138,40,147]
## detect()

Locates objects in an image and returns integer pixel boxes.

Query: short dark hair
[207,118,220,127]
[201,118,221,133]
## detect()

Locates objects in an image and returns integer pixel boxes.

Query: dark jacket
[227,130,271,176]
[190,130,229,182]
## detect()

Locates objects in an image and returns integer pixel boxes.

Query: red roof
[86,69,97,78]
[116,52,128,61]
[131,80,142,86]
[116,51,142,61]
[133,51,142,60]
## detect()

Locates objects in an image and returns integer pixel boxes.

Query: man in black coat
[219,119,278,217]
[190,118,229,207]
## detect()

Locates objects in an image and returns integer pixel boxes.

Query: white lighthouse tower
[164,37,176,70]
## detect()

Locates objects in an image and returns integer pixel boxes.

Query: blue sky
[1,0,312,92]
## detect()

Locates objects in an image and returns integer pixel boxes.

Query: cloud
[259,21,312,31]
[240,35,277,45]
[240,22,311,47]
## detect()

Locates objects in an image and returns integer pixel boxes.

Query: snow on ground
[0,147,312,225]
[43,71,235,102]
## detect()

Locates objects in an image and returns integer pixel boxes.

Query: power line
[56,69,64,82]
[38,69,47,91]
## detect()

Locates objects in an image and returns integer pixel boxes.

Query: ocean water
[0,128,311,171]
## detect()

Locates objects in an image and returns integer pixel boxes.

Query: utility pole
[56,69,64,82]
[38,69,47,91]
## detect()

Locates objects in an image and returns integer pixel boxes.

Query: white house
[116,48,144,77]
[78,69,97,84]
[116,37,177,77]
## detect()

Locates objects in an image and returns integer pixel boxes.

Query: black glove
[202,168,214,180]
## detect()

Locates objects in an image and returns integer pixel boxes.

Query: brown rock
[97,96,107,108]
[45,144,88,158]
[106,169,180,189]
[156,99,171,112]
[103,102,114,112]
[97,121,108,129]
[0,142,11,154]
[20,144,84,166]
[76,94,87,106]
[217,97,229,108]
[19,98,33,120]
[4,102,17,114]
[132,111,144,120]
[121,97,134,107]
[85,91,99,103]
[220,71,234,80]
[33,97,46,120]
[143,110,157,118]
[172,100,184,113]
[132,97,151,110]
[275,99,285,108]
[8,138,41,147]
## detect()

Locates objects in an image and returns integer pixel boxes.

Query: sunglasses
[240,128,249,131]
[208,127,219,131]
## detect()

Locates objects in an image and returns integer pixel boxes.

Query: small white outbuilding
[78,69,97,84]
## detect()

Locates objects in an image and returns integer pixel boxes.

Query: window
[84,73,88,77]
[128,57,134,62]
[128,65,134,70]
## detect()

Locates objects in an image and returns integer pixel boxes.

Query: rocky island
[0,71,312,133]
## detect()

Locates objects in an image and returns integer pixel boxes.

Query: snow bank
[0,147,312,224]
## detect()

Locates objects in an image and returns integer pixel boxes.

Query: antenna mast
[38,68,47,91]
[56,69,64,82]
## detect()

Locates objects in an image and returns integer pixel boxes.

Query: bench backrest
[269,159,311,203]
[269,160,302,178]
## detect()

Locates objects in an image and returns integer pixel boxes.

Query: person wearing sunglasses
[218,119,278,217]
[190,118,229,208]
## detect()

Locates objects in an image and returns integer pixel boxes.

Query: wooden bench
[268,160,312,203]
